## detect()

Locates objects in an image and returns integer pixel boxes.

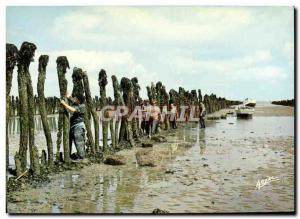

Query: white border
[1,1,299,219]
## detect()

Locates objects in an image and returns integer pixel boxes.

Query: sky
[6,6,294,101]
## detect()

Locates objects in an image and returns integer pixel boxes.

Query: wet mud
[7,106,294,213]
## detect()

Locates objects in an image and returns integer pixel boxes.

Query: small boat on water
[236,98,256,118]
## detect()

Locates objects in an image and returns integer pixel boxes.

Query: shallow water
[8,114,115,168]
[7,113,294,213]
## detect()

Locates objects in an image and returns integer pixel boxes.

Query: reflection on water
[199,129,206,155]
[205,115,294,138]
[8,115,59,135]
[7,114,115,168]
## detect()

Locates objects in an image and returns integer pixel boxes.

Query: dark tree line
[272,99,294,107]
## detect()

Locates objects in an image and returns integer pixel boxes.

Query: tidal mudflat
[7,103,294,213]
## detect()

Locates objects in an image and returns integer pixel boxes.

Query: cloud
[250,66,287,82]
[52,7,253,47]
[172,50,272,73]
[7,6,294,101]
[10,49,155,98]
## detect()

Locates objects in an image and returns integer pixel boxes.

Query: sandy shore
[254,103,294,117]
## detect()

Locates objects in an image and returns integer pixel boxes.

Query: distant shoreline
[254,103,294,117]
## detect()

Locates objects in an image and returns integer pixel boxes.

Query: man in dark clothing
[199,102,206,129]
[60,94,86,159]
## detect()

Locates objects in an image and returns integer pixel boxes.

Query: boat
[236,106,255,118]
[235,98,256,118]
[244,98,256,107]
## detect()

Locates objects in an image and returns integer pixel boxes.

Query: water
[7,113,295,213]
[7,114,116,168]
[206,116,294,138]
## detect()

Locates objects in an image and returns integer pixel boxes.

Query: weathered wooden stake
[83,71,99,154]
[26,44,40,176]
[98,69,108,152]
[71,67,94,155]
[111,75,124,149]
[131,77,141,140]
[37,55,54,168]
[119,77,135,148]
[56,56,70,164]
[17,42,40,175]
[161,85,170,130]
[6,44,18,173]
[108,97,116,149]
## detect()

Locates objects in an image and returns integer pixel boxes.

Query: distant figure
[151,100,161,135]
[60,93,86,159]
[143,100,152,138]
[170,103,177,129]
[199,102,206,129]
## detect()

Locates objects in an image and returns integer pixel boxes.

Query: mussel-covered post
[16,43,30,173]
[155,82,162,106]
[151,82,157,101]
[16,42,35,175]
[107,97,116,149]
[98,69,108,152]
[56,56,70,164]
[203,94,210,114]
[83,71,98,154]
[37,55,54,168]
[16,42,40,175]
[146,86,153,103]
[71,67,94,154]
[112,75,124,149]
[131,77,141,140]
[191,90,198,118]
[119,77,135,148]
[6,43,18,172]
[161,85,170,130]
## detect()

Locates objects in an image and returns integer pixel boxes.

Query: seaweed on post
[111,75,124,149]
[98,69,108,152]
[37,55,54,168]
[71,67,94,155]
[16,42,40,176]
[56,56,70,164]
[119,77,135,148]
[6,43,18,173]
[83,71,99,155]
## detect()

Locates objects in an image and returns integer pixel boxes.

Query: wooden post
[161,85,170,130]
[25,43,40,176]
[82,71,99,154]
[131,77,141,140]
[56,56,70,164]
[111,75,124,149]
[71,67,94,155]
[16,43,29,172]
[6,43,18,173]
[108,97,116,149]
[17,42,40,175]
[146,86,153,103]
[98,69,108,152]
[119,77,135,148]
[37,55,54,168]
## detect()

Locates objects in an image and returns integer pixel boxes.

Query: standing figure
[170,103,177,129]
[60,94,86,159]
[151,100,160,135]
[199,102,206,129]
